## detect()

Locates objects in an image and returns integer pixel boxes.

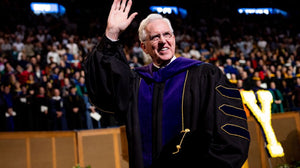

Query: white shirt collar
[153,56,176,69]
[52,96,61,100]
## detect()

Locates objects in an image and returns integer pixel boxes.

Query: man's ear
[140,42,148,54]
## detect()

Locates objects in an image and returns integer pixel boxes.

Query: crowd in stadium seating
[0,10,300,132]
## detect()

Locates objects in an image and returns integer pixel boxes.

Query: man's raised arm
[83,0,137,115]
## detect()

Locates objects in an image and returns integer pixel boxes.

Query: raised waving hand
[105,0,138,41]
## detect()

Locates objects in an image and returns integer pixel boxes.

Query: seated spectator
[75,76,87,97]
[181,46,191,59]
[70,54,82,71]
[263,69,275,88]
[63,47,74,64]
[224,58,239,77]
[49,66,61,88]
[56,43,67,58]
[292,77,300,111]
[132,41,144,62]
[252,79,265,92]
[0,57,5,74]
[47,45,60,65]
[1,37,12,53]
[33,64,44,83]
[61,77,72,97]
[189,44,201,60]
[17,51,29,69]
[2,62,15,85]
[12,81,22,96]
[208,52,219,63]
[12,36,24,52]
[23,37,35,58]
[26,73,35,87]
[66,37,79,56]
[199,42,210,60]
[229,73,238,86]
[71,71,81,85]
[268,81,284,113]
[129,56,142,69]
[257,37,267,51]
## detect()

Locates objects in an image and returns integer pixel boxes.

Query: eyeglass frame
[144,31,174,43]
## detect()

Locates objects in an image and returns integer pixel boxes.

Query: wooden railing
[0,112,299,168]
[0,131,77,168]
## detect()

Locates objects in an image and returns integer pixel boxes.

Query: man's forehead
[146,20,171,33]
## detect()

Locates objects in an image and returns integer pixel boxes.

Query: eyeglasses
[147,31,174,43]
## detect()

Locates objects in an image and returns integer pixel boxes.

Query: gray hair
[138,13,174,42]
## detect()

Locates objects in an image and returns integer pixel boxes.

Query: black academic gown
[84,36,250,168]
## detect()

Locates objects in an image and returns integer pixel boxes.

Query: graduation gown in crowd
[84,36,250,168]
[64,93,86,130]
[0,92,8,131]
[14,92,34,131]
[49,96,68,130]
[33,94,50,131]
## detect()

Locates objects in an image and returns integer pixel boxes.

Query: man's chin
[159,55,173,61]
[156,57,173,66]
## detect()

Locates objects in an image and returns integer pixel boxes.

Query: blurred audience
[1,6,300,131]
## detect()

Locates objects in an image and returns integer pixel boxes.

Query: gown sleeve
[205,64,250,167]
[83,35,133,117]
[189,64,250,168]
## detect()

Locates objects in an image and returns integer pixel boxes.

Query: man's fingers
[124,0,132,14]
[128,12,138,23]
[120,0,126,11]
[111,0,121,10]
[106,0,137,40]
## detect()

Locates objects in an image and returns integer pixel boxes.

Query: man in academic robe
[49,88,68,130]
[33,86,51,131]
[64,86,86,130]
[84,0,250,167]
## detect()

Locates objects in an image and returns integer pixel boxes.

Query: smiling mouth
[159,47,169,52]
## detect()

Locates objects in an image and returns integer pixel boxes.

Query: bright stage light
[30,2,66,16]
[149,6,187,19]
[237,8,287,17]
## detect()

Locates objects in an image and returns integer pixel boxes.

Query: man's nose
[158,35,167,43]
